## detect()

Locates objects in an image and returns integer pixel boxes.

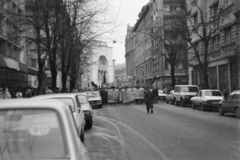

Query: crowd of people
[98,85,160,114]
[0,84,162,114]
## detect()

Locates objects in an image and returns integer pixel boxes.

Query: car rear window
[204,91,223,97]
[77,95,88,104]
[182,86,198,92]
[0,109,68,159]
[52,98,75,112]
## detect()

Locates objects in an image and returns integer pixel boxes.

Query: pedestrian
[152,86,158,104]
[0,87,11,99]
[144,86,154,113]
[119,88,123,104]
[222,85,229,99]
[15,89,23,98]
[45,87,53,94]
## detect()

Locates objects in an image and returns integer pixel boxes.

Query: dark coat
[144,90,154,109]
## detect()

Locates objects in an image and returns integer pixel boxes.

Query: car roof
[32,93,86,99]
[0,99,69,111]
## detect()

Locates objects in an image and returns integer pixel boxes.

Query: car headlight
[84,111,91,116]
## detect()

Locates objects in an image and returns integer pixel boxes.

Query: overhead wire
[109,0,124,42]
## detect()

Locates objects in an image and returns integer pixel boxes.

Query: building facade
[125,0,188,89]
[188,0,240,93]
[0,0,38,88]
[81,41,114,89]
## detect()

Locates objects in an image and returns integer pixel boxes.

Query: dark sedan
[219,90,240,118]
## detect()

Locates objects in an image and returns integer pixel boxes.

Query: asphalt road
[84,101,240,160]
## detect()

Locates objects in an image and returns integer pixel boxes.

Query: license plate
[212,102,218,104]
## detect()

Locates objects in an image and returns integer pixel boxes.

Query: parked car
[0,99,90,160]
[83,91,102,108]
[32,93,86,142]
[191,90,224,111]
[158,90,166,101]
[173,85,199,107]
[77,93,93,129]
[219,90,240,118]
[166,90,174,104]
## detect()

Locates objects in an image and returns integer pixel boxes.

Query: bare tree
[175,0,223,89]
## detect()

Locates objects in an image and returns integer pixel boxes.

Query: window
[0,109,67,159]
[193,13,198,27]
[212,35,220,51]
[225,27,231,45]
[31,59,37,68]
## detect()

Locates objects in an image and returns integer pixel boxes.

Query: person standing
[0,88,11,99]
[152,86,158,104]
[144,87,154,113]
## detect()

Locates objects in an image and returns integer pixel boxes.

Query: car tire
[235,107,240,118]
[181,99,185,107]
[99,105,102,108]
[200,104,205,111]
[174,99,178,106]
[191,102,195,109]
[166,99,169,104]
[171,99,174,104]
[86,118,93,129]
[219,105,225,116]
[80,130,84,142]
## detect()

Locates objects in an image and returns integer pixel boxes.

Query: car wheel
[174,99,178,106]
[86,118,93,129]
[200,104,205,111]
[166,99,169,104]
[99,105,102,108]
[235,107,240,118]
[191,102,195,109]
[80,130,84,142]
[219,105,224,116]
[181,99,185,107]
[171,99,174,104]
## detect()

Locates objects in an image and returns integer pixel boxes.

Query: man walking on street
[144,87,154,113]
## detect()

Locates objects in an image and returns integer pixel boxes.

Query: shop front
[0,55,29,87]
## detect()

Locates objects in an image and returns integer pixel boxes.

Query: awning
[28,67,38,75]
[0,55,28,73]
[19,62,28,73]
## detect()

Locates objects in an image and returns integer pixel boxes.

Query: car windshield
[0,109,67,159]
[52,98,75,112]
[204,91,223,97]
[182,86,198,92]
[77,95,88,104]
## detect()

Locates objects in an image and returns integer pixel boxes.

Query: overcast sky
[102,0,150,64]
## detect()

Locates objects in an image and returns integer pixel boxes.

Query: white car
[84,91,102,108]
[0,99,90,160]
[77,93,93,129]
[32,93,86,142]
[191,90,224,111]
[158,90,166,101]
[166,90,174,104]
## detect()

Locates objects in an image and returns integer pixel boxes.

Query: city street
[84,101,240,160]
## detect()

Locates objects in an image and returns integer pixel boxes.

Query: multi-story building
[126,0,188,88]
[129,2,152,87]
[188,0,240,93]
[152,0,188,88]
[0,0,38,87]
[125,25,135,80]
